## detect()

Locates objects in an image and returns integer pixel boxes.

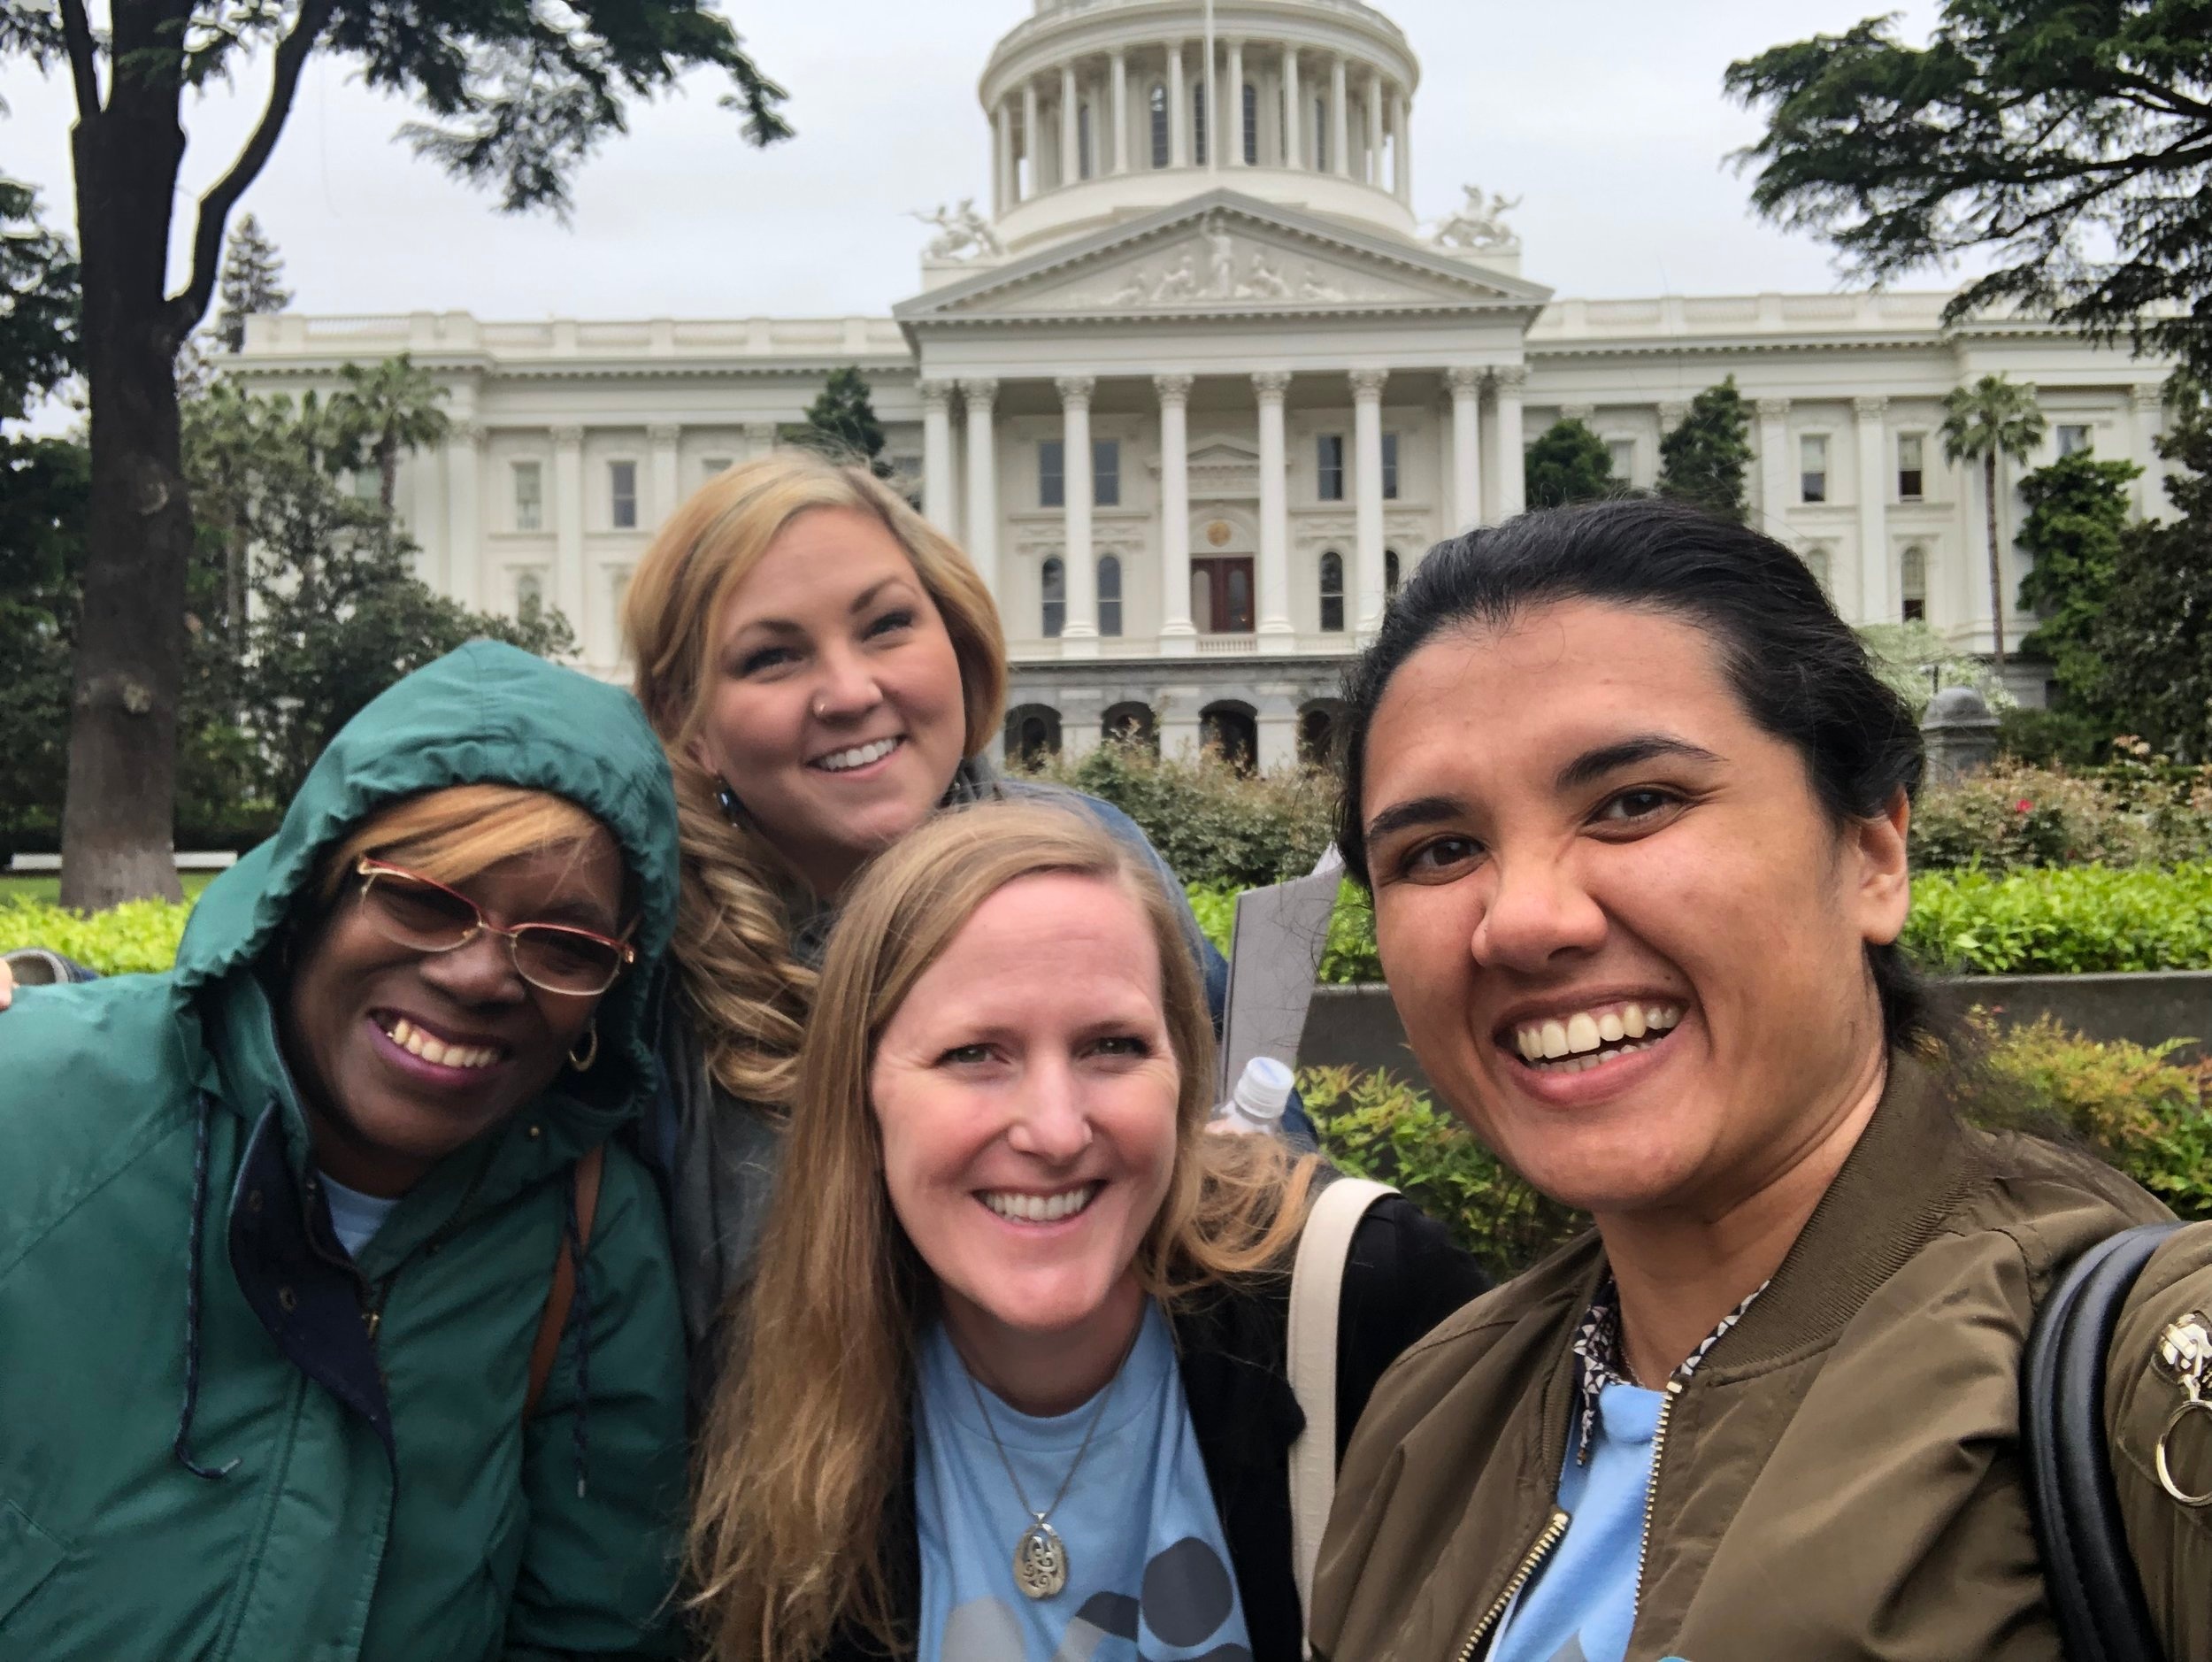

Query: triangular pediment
[895,189,1551,327]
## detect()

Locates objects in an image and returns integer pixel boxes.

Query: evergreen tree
[1941,374,2047,671]
[0,174,79,419]
[788,365,890,473]
[1524,418,1617,511]
[1655,376,1754,521]
[2014,450,2141,709]
[211,215,290,354]
[2087,392,2212,757]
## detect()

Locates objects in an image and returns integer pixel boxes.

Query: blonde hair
[316,783,615,905]
[622,448,1010,1110]
[687,801,1319,1661]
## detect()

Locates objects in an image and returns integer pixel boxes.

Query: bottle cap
[1232,1055,1295,1120]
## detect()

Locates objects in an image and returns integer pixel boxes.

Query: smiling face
[689,506,969,896]
[280,831,626,1196]
[869,872,1182,1397]
[1359,598,1909,1224]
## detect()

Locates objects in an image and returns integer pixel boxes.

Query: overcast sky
[1,0,1955,323]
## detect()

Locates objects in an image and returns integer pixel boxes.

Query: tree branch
[58,0,101,119]
[166,0,336,340]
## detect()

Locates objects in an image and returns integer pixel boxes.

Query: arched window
[1102,702,1156,752]
[1242,81,1258,164]
[1385,549,1402,601]
[1078,103,1094,180]
[1201,702,1259,774]
[1041,557,1065,638]
[1006,704,1063,766]
[1098,554,1123,637]
[1901,544,1929,622]
[1298,702,1344,769]
[1319,550,1346,632]
[1149,83,1168,168]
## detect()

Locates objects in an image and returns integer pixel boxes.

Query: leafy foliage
[0,435,88,860]
[785,365,889,473]
[1655,376,1754,521]
[2015,450,2143,704]
[2084,393,2212,757]
[0,173,78,421]
[1727,3,2212,384]
[1857,619,2014,719]
[0,898,190,977]
[211,213,289,355]
[1909,754,2212,871]
[326,353,449,510]
[1903,862,2212,975]
[1523,417,1618,511]
[1021,738,1335,889]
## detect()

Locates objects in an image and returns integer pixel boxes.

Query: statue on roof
[911,198,1003,261]
[1431,185,1522,252]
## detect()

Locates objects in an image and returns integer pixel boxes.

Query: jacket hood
[174,641,679,1163]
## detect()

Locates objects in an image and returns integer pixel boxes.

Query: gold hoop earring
[568,1022,599,1073]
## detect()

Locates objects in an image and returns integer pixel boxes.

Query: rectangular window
[512,461,543,531]
[2058,423,2093,457]
[1193,84,1208,165]
[1093,440,1121,507]
[1243,82,1258,164]
[701,456,733,481]
[1039,440,1065,508]
[890,454,923,512]
[1800,435,1829,504]
[1897,434,1924,501]
[1313,98,1328,170]
[610,459,639,529]
[1607,439,1634,483]
[1381,431,1401,499]
[516,569,545,617]
[1317,434,1345,501]
[1098,555,1123,637]
[1078,104,1094,180]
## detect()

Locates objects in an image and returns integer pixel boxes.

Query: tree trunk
[58,10,194,908]
[1984,450,2008,674]
[379,435,399,513]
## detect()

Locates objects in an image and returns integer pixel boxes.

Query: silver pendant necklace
[963,1332,1134,1601]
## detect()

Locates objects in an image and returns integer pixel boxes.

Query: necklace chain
[963,1345,1122,1529]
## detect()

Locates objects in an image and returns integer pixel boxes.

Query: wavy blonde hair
[314,784,616,906]
[622,449,1009,1110]
[687,800,1320,1661]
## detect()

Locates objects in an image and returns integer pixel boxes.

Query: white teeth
[1511,1004,1684,1072]
[388,1016,499,1071]
[815,737,899,773]
[982,1185,1097,1224]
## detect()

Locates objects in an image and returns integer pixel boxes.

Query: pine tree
[1656,376,1754,521]
[212,216,291,355]
[788,366,890,474]
[1523,418,1617,511]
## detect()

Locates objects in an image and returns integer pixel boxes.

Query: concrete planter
[1297,972,2212,1096]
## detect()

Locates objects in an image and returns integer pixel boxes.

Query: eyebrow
[1363,794,1469,847]
[1555,735,1725,793]
[731,576,910,640]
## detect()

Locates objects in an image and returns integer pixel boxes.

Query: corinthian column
[1855,396,1891,624]
[1447,366,1484,532]
[919,381,956,533]
[1057,375,1099,654]
[1254,371,1294,650]
[1156,373,1197,653]
[961,379,1000,594]
[1489,368,1527,519]
[1756,396,1792,535]
[443,420,485,610]
[1330,56,1350,177]
[552,424,586,627]
[1351,368,1389,635]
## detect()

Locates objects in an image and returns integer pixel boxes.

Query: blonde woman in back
[688,800,1484,1662]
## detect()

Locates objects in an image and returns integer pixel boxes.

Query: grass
[0,871,219,906]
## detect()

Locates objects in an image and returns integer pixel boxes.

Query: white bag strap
[1286,1176,1395,1649]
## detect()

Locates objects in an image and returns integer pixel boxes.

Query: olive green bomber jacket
[1310,1060,2212,1662]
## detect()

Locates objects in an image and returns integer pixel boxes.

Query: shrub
[1911,753,2212,871]
[1187,880,1384,984]
[1903,862,2212,974]
[1024,739,1333,888]
[0,899,192,977]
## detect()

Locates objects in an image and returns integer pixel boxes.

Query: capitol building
[236,0,2177,770]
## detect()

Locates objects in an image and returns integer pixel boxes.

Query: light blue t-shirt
[915,1300,1252,1662]
[318,1171,401,1258]
[1489,1381,1667,1662]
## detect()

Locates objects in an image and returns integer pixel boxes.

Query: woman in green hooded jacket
[0,640,687,1660]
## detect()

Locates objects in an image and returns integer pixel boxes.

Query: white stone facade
[234,0,2176,771]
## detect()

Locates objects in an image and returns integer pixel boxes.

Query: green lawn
[0,870,219,906]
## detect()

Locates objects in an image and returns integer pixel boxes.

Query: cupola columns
[1110,49,1130,173]
[1225,39,1244,166]
[1331,56,1351,178]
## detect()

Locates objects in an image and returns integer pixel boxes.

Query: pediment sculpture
[911,198,1003,261]
[1431,185,1522,253]
[1048,217,1381,312]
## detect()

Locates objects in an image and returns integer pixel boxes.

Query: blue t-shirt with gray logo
[915,1299,1251,1662]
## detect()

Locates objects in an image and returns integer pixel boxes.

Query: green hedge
[1309,1013,2212,1276]
[0,899,191,976]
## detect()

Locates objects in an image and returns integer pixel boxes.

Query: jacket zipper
[1453,1508,1570,1662]
[1631,1380,1684,1612]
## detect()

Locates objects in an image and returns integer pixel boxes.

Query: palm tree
[1940,374,2047,673]
[327,354,450,512]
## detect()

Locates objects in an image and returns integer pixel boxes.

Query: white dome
[972,0,1422,258]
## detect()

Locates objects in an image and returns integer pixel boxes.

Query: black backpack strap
[2023,1220,2185,1662]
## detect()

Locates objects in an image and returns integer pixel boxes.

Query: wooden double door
[1190,556,1254,634]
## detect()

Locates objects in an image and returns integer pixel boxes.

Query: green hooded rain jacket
[0,641,687,1660]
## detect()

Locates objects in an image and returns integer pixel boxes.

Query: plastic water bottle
[1210,1056,1295,1136]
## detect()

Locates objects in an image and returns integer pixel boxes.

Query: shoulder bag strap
[2023,1219,2182,1662]
[525,1145,608,1420]
[1286,1175,1396,1649]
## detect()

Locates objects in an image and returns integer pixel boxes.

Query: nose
[1470,850,1608,973]
[412,929,530,1006]
[1004,1058,1095,1164]
[810,643,884,723]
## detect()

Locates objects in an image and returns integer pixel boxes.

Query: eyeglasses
[352,857,635,997]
